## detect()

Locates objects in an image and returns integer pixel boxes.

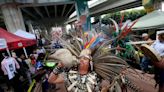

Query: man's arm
[153,58,164,69]
[13,58,20,69]
[48,62,64,84]
[48,73,64,84]
[1,61,7,75]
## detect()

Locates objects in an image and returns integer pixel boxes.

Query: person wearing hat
[49,49,92,83]
[149,32,164,92]
[48,49,97,91]
[77,49,92,75]
[142,33,149,40]
[142,33,153,45]
[151,32,164,58]
[140,33,153,73]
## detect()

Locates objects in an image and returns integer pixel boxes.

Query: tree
[102,9,146,24]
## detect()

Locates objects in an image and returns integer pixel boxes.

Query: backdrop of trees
[94,9,147,24]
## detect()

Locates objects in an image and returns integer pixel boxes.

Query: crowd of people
[48,25,164,92]
[0,23,164,92]
[0,47,46,92]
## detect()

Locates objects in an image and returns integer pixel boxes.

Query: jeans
[140,56,151,72]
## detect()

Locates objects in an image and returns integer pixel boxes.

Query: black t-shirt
[16,58,29,76]
[38,39,43,46]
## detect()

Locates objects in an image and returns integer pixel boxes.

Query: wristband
[53,66,62,75]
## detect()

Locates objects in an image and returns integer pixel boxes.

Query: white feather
[67,81,78,91]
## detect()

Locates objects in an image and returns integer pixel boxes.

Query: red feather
[120,13,124,28]
[118,19,138,39]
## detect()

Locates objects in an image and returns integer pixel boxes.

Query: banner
[142,0,154,13]
[75,0,91,31]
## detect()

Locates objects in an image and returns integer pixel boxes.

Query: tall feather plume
[60,31,84,56]
[92,18,120,58]
[69,31,83,51]
[119,19,138,40]
[58,37,80,57]
[91,18,130,82]
[120,12,124,28]
[109,18,119,33]
[92,37,118,58]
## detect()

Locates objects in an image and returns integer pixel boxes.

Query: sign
[142,0,154,13]
[143,0,152,6]
[0,38,7,49]
[18,42,23,47]
[75,0,91,31]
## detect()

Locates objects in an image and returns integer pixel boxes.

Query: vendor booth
[0,28,36,57]
[0,28,36,50]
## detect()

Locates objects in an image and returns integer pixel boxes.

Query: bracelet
[53,66,62,75]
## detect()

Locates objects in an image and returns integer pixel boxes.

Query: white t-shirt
[41,38,46,44]
[36,47,46,54]
[151,40,164,57]
[1,57,20,80]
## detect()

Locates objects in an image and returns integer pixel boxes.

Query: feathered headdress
[56,18,131,83]
[50,17,154,92]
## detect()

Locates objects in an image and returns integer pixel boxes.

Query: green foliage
[102,9,146,24]
[112,31,136,60]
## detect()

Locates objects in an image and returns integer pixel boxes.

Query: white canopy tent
[14,29,36,39]
[132,10,164,30]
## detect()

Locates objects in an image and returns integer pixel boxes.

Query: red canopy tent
[0,28,36,51]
